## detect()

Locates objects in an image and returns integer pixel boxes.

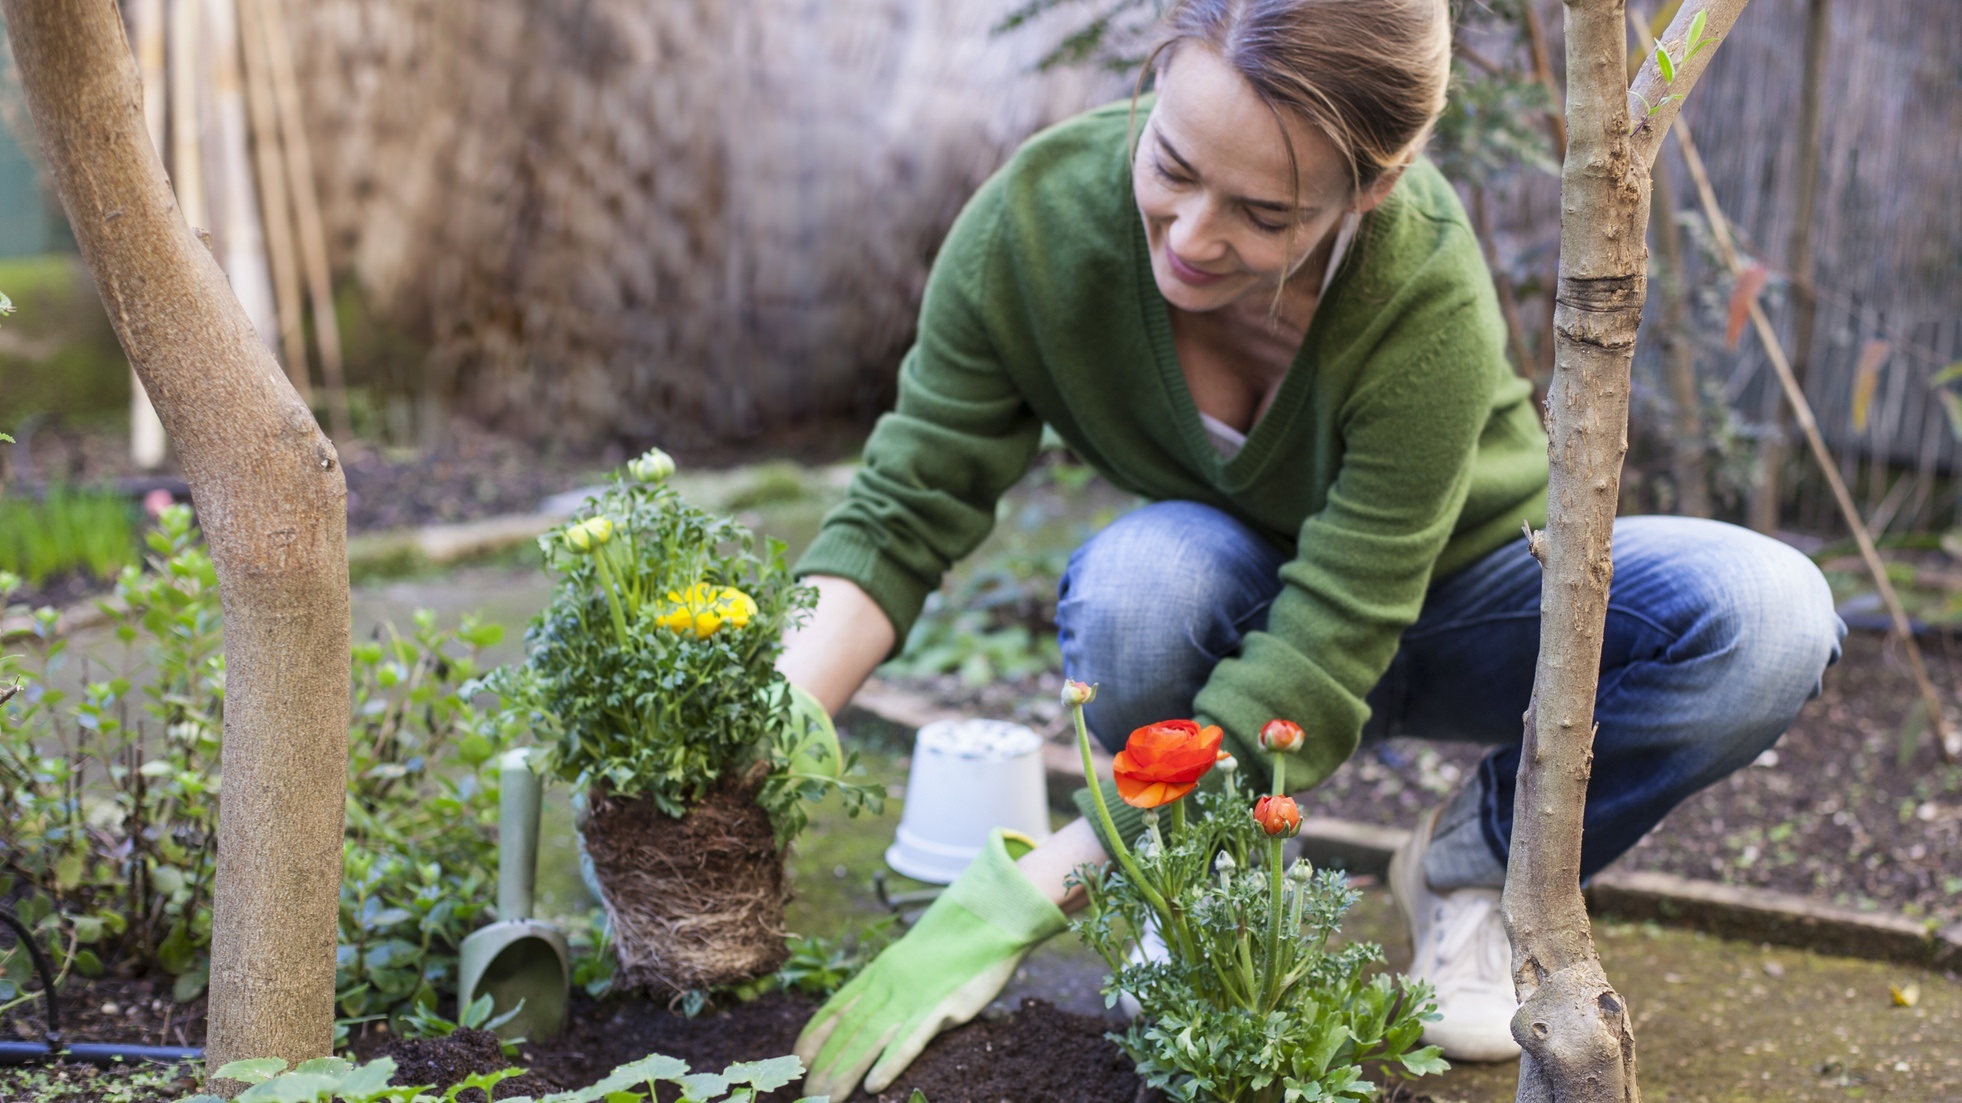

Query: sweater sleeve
[1195,302,1509,795]
[795,182,1044,653]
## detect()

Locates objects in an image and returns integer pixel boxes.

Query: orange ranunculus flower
[1112,719,1224,808]
[1253,794,1303,838]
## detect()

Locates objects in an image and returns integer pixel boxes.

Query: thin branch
[1628,0,1751,167]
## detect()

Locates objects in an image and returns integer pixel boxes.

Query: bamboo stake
[203,0,282,358]
[259,0,350,441]
[1672,120,1960,762]
[1746,0,1833,534]
[236,0,310,401]
[129,0,171,471]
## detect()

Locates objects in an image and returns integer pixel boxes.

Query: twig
[1673,118,1960,762]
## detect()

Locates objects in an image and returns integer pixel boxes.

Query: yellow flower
[655,583,757,639]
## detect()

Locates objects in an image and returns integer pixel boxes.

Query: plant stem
[589,551,632,646]
[1071,702,1178,939]
[1169,794,1187,836]
[1259,836,1284,1011]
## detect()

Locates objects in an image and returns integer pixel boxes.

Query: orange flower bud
[1112,719,1223,809]
[1253,794,1302,838]
[1062,680,1098,708]
[1258,718,1304,754]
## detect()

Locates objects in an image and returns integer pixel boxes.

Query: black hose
[0,1041,203,1067]
[0,906,204,1067]
[0,904,60,1043]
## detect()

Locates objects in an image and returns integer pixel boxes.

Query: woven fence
[287,0,1125,446]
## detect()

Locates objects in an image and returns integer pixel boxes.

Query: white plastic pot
[885,718,1051,884]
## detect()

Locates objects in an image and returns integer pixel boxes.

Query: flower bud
[1061,680,1097,708]
[628,447,676,483]
[1213,851,1237,875]
[1258,718,1305,754]
[1286,859,1313,884]
[564,516,616,553]
[1216,751,1238,775]
[1253,794,1302,839]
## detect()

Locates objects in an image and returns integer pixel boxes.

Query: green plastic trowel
[458,748,570,1040]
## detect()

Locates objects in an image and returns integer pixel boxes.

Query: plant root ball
[581,767,789,994]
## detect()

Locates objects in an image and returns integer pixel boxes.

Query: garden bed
[904,626,1962,928]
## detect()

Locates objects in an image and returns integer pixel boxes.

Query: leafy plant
[1,507,517,1027]
[192,1050,822,1103]
[1063,689,1444,1103]
[771,919,898,999]
[488,452,880,843]
[883,552,1065,686]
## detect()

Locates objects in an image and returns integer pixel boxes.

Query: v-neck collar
[1131,206,1356,491]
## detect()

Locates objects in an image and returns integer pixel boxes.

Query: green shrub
[0,506,518,1031]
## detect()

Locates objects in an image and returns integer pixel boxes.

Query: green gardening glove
[784,683,844,779]
[795,829,1067,1099]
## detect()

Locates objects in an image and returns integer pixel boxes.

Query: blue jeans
[1055,501,1845,882]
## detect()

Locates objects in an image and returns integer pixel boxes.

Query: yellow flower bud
[628,448,676,484]
[562,516,616,553]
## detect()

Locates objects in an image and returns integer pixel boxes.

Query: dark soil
[857,998,1142,1103]
[1309,628,1962,924]
[0,974,205,1048]
[380,1027,557,1100]
[516,992,1140,1103]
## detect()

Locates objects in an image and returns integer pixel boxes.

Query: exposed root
[581,766,789,994]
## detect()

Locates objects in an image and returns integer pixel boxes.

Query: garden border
[850,681,1962,974]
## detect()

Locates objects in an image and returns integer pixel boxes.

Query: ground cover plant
[192,1049,820,1103]
[0,505,521,1038]
[488,449,881,996]
[0,485,138,586]
[1063,685,1443,1103]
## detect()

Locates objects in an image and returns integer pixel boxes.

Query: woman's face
[1134,45,1388,315]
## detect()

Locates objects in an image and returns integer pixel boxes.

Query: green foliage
[1429,63,1557,189]
[883,553,1065,686]
[490,463,878,842]
[1,507,515,1028]
[771,919,898,999]
[338,611,519,1032]
[0,486,139,584]
[193,1050,823,1103]
[1072,778,1442,1102]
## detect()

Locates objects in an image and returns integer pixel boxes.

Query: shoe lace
[1428,890,1510,990]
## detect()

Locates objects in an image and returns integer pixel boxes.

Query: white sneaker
[1388,806,1522,1062]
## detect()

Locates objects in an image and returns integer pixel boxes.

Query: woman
[778,0,1843,1096]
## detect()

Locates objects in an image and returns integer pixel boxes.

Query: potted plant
[1063,682,1446,1103]
[491,450,879,995]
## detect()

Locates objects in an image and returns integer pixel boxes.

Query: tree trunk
[0,0,351,1092]
[1502,2,1749,1101]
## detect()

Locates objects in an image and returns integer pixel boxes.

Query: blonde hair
[1133,0,1452,198]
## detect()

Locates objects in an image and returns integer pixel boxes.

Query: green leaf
[722,1055,802,1091]
[295,1057,353,1078]
[237,1073,343,1103]
[1938,390,1962,440]
[675,1072,728,1102]
[1655,44,1675,82]
[72,948,103,978]
[1399,1045,1449,1076]
[1930,361,1962,386]
[215,1058,290,1086]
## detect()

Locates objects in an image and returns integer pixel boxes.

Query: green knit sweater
[798,99,1549,811]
